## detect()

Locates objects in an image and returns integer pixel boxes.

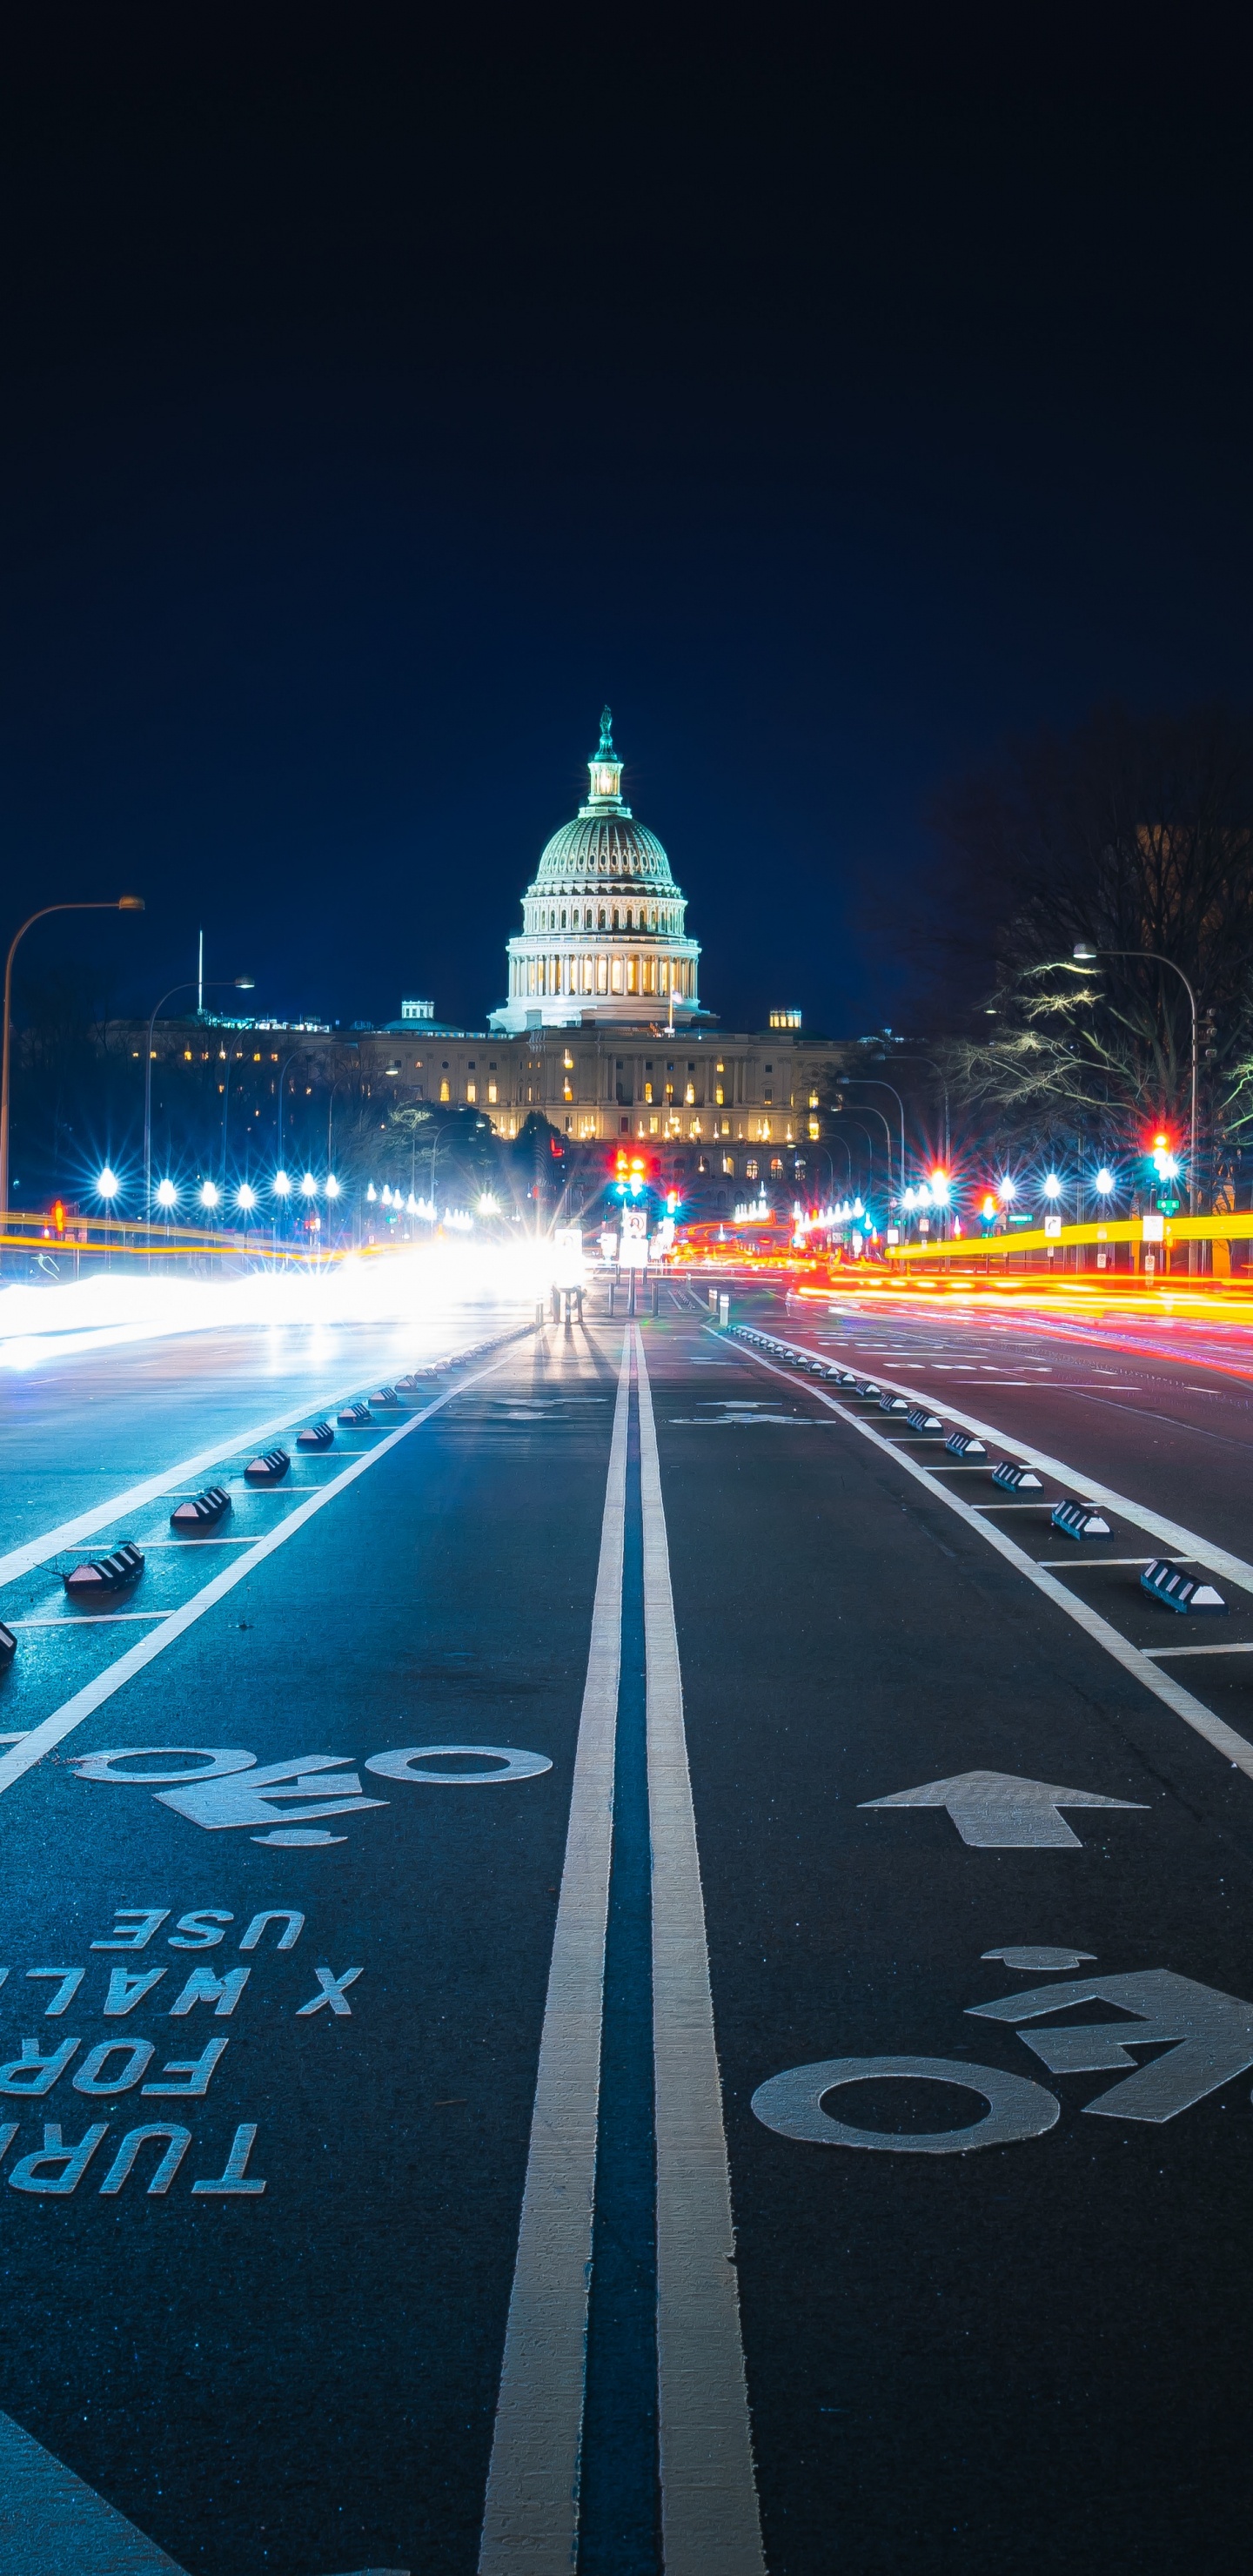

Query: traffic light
[611,1148,651,1199]
[1147,1130,1182,1215]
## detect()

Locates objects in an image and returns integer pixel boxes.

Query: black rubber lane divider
[244,1447,291,1484]
[1051,1496,1112,1539]
[907,1405,944,1432]
[63,1540,145,1596]
[945,1428,987,1458]
[396,1369,439,1388]
[992,1461,1044,1493]
[879,1392,910,1414]
[368,1385,399,1404]
[1142,1557,1228,1613]
[337,1401,372,1426]
[0,1620,16,1664]
[858,1379,882,1398]
[170,1486,232,1529]
[296,1421,335,1449]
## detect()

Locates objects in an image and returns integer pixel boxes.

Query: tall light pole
[144,975,254,1218]
[846,1077,907,1197]
[1074,942,1199,1268]
[1,897,144,1227]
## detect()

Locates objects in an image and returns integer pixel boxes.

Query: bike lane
[0,1328,617,2576]
[653,1318,1253,2573]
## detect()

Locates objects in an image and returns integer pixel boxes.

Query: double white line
[478,1327,764,2574]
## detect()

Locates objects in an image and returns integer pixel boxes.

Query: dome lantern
[489,711,706,1033]
[584,706,627,813]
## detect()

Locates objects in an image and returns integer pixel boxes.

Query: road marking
[1146,1640,1253,1658]
[0,2405,189,2572]
[0,1348,526,1801]
[7,1613,171,1627]
[733,1338,1253,1781]
[0,1328,528,1593]
[860,1767,1148,1848]
[777,1334,1253,1593]
[1036,1556,1186,1569]
[478,1330,630,2576]
[636,1328,766,2575]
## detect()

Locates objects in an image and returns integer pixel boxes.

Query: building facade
[126,714,851,1205]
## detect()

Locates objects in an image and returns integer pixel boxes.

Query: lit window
[715,1085,724,1106]
[722,1154,734,1175]
[439,1079,450,1103]
[684,1083,694,1104]
[746,1158,759,1180]
[770,1157,783,1176]
[644,1082,653,1104]
[487,1082,498,1104]
[808,1091,820,1110]
[720,1118,729,1137]
[612,957,624,992]
[466,1083,477,1104]
[808,1118,820,1140]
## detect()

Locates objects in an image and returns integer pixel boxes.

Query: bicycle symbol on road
[752,1964,1253,2152]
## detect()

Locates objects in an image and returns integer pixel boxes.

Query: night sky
[2,11,1250,1041]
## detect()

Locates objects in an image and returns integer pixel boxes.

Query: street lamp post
[846,1078,907,1197]
[1,897,144,1229]
[144,976,254,1222]
[1074,942,1199,1271]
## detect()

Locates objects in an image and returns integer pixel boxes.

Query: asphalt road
[3,1286,1253,2574]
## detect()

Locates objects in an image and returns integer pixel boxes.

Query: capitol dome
[489,709,703,1033]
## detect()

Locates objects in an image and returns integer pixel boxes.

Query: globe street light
[200,1179,220,1211]
[1095,1167,1115,1197]
[1,897,144,1225]
[97,1167,119,1202]
[156,1178,178,1212]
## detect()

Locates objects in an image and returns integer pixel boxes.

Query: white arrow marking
[860,1768,1149,1848]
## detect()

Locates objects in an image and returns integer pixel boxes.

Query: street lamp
[200,1179,220,1211]
[156,1177,178,1213]
[1075,941,1199,1249]
[1095,1167,1115,1197]
[143,974,254,1219]
[97,1167,119,1203]
[1,897,144,1225]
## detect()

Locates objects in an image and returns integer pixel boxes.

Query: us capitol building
[134,713,846,1206]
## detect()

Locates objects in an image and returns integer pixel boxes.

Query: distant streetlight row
[99,1167,343,1217]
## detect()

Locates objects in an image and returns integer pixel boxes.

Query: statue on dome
[598,705,613,755]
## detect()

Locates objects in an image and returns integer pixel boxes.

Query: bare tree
[932,703,1253,1191]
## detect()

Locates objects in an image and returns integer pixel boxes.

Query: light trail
[0,1238,550,1369]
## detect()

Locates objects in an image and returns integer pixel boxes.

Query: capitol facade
[133,710,846,1210]
[490,710,702,1032]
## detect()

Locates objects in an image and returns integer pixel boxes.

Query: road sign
[859,1768,1148,1848]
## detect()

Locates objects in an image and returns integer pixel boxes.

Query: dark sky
[2,8,1250,1039]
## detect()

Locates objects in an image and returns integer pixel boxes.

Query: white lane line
[636,1329,767,2576]
[1147,1641,1253,1659]
[736,1339,1253,1781]
[785,1337,1253,1593]
[0,1345,525,1800]
[478,1327,630,2576]
[7,1613,170,1627]
[0,1327,526,1593]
